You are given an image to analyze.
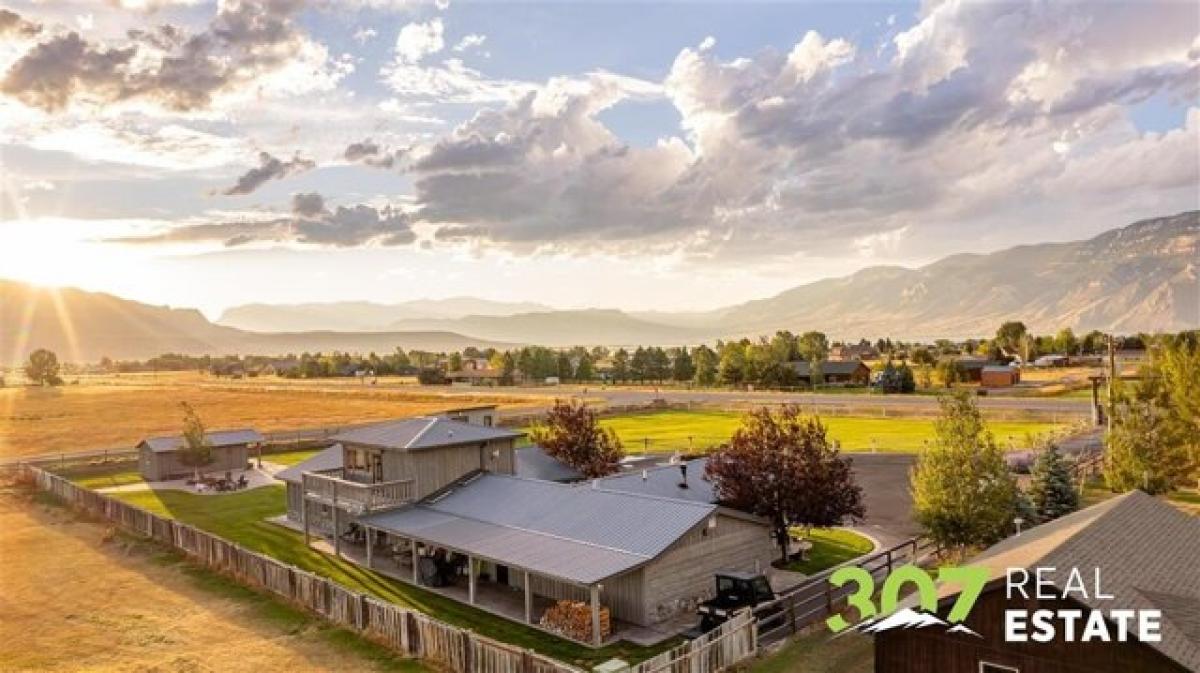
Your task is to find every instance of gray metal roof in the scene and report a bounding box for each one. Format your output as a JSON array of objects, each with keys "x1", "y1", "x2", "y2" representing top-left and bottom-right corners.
[
  {"x1": 361, "y1": 473, "x2": 716, "y2": 584},
  {"x1": 275, "y1": 444, "x2": 343, "y2": 484},
  {"x1": 331, "y1": 417, "x2": 521, "y2": 450},
  {"x1": 139, "y1": 428, "x2": 264, "y2": 453},
  {"x1": 515, "y1": 445, "x2": 584, "y2": 483},
  {"x1": 595, "y1": 458, "x2": 717, "y2": 505},
  {"x1": 957, "y1": 491, "x2": 1200, "y2": 671}
]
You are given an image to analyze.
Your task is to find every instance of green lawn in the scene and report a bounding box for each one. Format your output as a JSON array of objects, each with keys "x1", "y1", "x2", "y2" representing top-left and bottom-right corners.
[
  {"x1": 262, "y1": 448, "x2": 321, "y2": 466},
  {"x1": 596, "y1": 410, "x2": 1066, "y2": 454},
  {"x1": 109, "y1": 486, "x2": 671, "y2": 667},
  {"x1": 59, "y1": 461, "x2": 145, "y2": 490},
  {"x1": 783, "y1": 528, "x2": 875, "y2": 575},
  {"x1": 751, "y1": 628, "x2": 873, "y2": 673}
]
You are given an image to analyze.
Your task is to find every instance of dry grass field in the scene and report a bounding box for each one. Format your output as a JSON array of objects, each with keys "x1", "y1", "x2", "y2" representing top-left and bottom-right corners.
[
  {"x1": 0, "y1": 488, "x2": 425, "y2": 672},
  {"x1": 1, "y1": 374, "x2": 538, "y2": 458}
]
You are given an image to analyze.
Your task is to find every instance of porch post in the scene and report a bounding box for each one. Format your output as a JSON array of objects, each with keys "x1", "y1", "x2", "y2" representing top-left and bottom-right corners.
[
  {"x1": 332, "y1": 480, "x2": 340, "y2": 557},
  {"x1": 411, "y1": 538, "x2": 419, "y2": 583},
  {"x1": 468, "y1": 555, "x2": 477, "y2": 604},
  {"x1": 301, "y1": 480, "x2": 310, "y2": 546},
  {"x1": 590, "y1": 584, "x2": 602, "y2": 646},
  {"x1": 524, "y1": 571, "x2": 532, "y2": 623},
  {"x1": 365, "y1": 526, "x2": 373, "y2": 568}
]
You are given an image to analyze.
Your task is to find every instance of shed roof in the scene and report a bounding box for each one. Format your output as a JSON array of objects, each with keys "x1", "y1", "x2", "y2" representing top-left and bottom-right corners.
[
  {"x1": 139, "y1": 428, "x2": 264, "y2": 453},
  {"x1": 275, "y1": 444, "x2": 343, "y2": 484},
  {"x1": 361, "y1": 473, "x2": 716, "y2": 584},
  {"x1": 515, "y1": 445, "x2": 584, "y2": 482},
  {"x1": 981, "y1": 365, "x2": 1017, "y2": 373},
  {"x1": 942, "y1": 491, "x2": 1200, "y2": 671},
  {"x1": 331, "y1": 417, "x2": 520, "y2": 450}
]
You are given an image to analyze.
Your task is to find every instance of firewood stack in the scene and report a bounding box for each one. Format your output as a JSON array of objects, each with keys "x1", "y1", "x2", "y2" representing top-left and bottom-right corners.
[{"x1": 539, "y1": 600, "x2": 612, "y2": 642}]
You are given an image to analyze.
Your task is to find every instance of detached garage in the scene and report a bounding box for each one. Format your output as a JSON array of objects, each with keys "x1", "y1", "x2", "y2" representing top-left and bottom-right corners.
[{"x1": 137, "y1": 428, "x2": 264, "y2": 481}]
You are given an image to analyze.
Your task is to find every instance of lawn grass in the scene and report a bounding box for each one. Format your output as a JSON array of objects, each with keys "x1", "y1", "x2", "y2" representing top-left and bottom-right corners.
[
  {"x1": 108, "y1": 486, "x2": 671, "y2": 667},
  {"x1": 57, "y1": 460, "x2": 145, "y2": 489},
  {"x1": 596, "y1": 410, "x2": 1066, "y2": 454},
  {"x1": 263, "y1": 448, "x2": 321, "y2": 466},
  {"x1": 750, "y1": 628, "x2": 873, "y2": 673},
  {"x1": 783, "y1": 528, "x2": 875, "y2": 575}
]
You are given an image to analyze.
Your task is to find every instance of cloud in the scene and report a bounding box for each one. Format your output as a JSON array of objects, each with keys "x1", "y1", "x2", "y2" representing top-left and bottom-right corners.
[
  {"x1": 0, "y1": 9, "x2": 41, "y2": 38},
  {"x1": 110, "y1": 193, "x2": 416, "y2": 247},
  {"x1": 394, "y1": 18, "x2": 444, "y2": 64},
  {"x1": 353, "y1": 27, "x2": 378, "y2": 44},
  {"x1": 405, "y1": 2, "x2": 1200, "y2": 261},
  {"x1": 0, "y1": 0, "x2": 348, "y2": 113},
  {"x1": 221, "y1": 151, "x2": 315, "y2": 195},
  {"x1": 344, "y1": 138, "x2": 409, "y2": 169},
  {"x1": 452, "y1": 34, "x2": 486, "y2": 53}
]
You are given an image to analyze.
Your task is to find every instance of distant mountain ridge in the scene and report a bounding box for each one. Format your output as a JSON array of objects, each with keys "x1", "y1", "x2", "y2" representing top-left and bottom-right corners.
[{"x1": 2, "y1": 211, "x2": 1196, "y2": 362}]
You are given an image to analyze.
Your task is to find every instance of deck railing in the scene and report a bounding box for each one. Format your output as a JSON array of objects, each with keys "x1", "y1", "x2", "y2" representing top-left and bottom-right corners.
[{"x1": 302, "y1": 469, "x2": 414, "y2": 513}]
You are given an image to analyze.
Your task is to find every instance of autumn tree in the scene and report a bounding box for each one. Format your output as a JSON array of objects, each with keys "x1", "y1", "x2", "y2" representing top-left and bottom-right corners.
[
  {"x1": 25, "y1": 348, "x2": 63, "y2": 386},
  {"x1": 911, "y1": 392, "x2": 1021, "y2": 551},
  {"x1": 529, "y1": 400, "x2": 623, "y2": 478},
  {"x1": 705, "y1": 406, "x2": 865, "y2": 563},
  {"x1": 177, "y1": 402, "x2": 215, "y2": 482}
]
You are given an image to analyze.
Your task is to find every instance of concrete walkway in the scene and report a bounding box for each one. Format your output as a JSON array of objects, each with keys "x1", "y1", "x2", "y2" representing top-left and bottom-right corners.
[{"x1": 97, "y1": 467, "x2": 281, "y2": 495}]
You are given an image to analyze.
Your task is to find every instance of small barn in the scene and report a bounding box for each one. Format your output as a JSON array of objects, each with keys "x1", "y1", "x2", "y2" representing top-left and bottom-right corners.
[
  {"x1": 137, "y1": 428, "x2": 263, "y2": 481},
  {"x1": 980, "y1": 365, "x2": 1020, "y2": 387},
  {"x1": 874, "y1": 491, "x2": 1199, "y2": 673}
]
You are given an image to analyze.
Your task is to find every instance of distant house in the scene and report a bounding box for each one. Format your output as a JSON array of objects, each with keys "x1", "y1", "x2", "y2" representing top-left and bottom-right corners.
[
  {"x1": 446, "y1": 367, "x2": 504, "y2": 386},
  {"x1": 874, "y1": 491, "x2": 1200, "y2": 673},
  {"x1": 830, "y1": 344, "x2": 881, "y2": 361},
  {"x1": 137, "y1": 428, "x2": 264, "y2": 481},
  {"x1": 980, "y1": 365, "x2": 1020, "y2": 387},
  {"x1": 951, "y1": 356, "x2": 990, "y2": 382},
  {"x1": 790, "y1": 360, "x2": 871, "y2": 385},
  {"x1": 265, "y1": 359, "x2": 301, "y2": 376},
  {"x1": 1032, "y1": 354, "x2": 1069, "y2": 368}
]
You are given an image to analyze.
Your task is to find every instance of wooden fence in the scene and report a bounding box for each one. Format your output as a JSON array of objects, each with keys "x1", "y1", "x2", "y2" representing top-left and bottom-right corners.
[
  {"x1": 18, "y1": 465, "x2": 584, "y2": 673},
  {"x1": 753, "y1": 536, "x2": 938, "y2": 644},
  {"x1": 629, "y1": 610, "x2": 757, "y2": 673}
]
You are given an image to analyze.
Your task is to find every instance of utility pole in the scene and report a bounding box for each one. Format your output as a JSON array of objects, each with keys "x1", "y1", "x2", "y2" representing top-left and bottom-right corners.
[{"x1": 1106, "y1": 333, "x2": 1117, "y2": 435}]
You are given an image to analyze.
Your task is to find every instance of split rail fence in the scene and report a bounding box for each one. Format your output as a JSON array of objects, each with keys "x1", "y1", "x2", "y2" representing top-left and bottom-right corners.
[{"x1": 17, "y1": 464, "x2": 765, "y2": 673}]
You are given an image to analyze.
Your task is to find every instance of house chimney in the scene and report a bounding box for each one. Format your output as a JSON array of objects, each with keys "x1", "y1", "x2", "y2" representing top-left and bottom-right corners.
[
  {"x1": 679, "y1": 463, "x2": 689, "y2": 488},
  {"x1": 641, "y1": 469, "x2": 648, "y2": 481}
]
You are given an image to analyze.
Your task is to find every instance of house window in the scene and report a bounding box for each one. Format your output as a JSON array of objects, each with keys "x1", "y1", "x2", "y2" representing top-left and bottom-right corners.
[{"x1": 979, "y1": 663, "x2": 1019, "y2": 673}]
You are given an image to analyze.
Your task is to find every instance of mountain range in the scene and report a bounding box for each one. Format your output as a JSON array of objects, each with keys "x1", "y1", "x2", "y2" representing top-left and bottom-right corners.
[{"x1": 2, "y1": 211, "x2": 1196, "y2": 363}]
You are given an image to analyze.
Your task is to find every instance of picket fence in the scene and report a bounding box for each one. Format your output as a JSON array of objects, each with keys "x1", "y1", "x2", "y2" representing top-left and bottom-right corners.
[
  {"x1": 19, "y1": 465, "x2": 764, "y2": 673},
  {"x1": 19, "y1": 465, "x2": 584, "y2": 673}
]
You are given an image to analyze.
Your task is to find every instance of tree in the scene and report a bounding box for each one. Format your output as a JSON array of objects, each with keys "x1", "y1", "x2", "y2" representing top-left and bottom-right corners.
[
  {"x1": 705, "y1": 406, "x2": 865, "y2": 563},
  {"x1": 1029, "y1": 443, "x2": 1079, "y2": 522},
  {"x1": 1053, "y1": 328, "x2": 1078, "y2": 355},
  {"x1": 611, "y1": 348, "x2": 630, "y2": 383},
  {"x1": 693, "y1": 345, "x2": 718, "y2": 386},
  {"x1": 177, "y1": 402, "x2": 215, "y2": 482},
  {"x1": 630, "y1": 347, "x2": 649, "y2": 383},
  {"x1": 995, "y1": 321, "x2": 1027, "y2": 354},
  {"x1": 936, "y1": 357, "x2": 963, "y2": 388},
  {"x1": 574, "y1": 353, "x2": 594, "y2": 381},
  {"x1": 1104, "y1": 381, "x2": 1193, "y2": 495},
  {"x1": 797, "y1": 331, "x2": 829, "y2": 363},
  {"x1": 910, "y1": 347, "x2": 935, "y2": 367},
  {"x1": 25, "y1": 348, "x2": 63, "y2": 386},
  {"x1": 556, "y1": 352, "x2": 574, "y2": 381},
  {"x1": 499, "y1": 352, "x2": 516, "y2": 385},
  {"x1": 448, "y1": 352, "x2": 464, "y2": 372},
  {"x1": 877, "y1": 361, "x2": 916, "y2": 393},
  {"x1": 911, "y1": 392, "x2": 1021, "y2": 551},
  {"x1": 672, "y1": 347, "x2": 695, "y2": 382},
  {"x1": 528, "y1": 400, "x2": 623, "y2": 478}
]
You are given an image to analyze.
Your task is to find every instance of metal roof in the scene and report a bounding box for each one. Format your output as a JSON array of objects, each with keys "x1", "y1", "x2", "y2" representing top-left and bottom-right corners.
[
  {"x1": 331, "y1": 417, "x2": 521, "y2": 450},
  {"x1": 595, "y1": 458, "x2": 717, "y2": 505},
  {"x1": 139, "y1": 428, "x2": 264, "y2": 453},
  {"x1": 361, "y1": 473, "x2": 716, "y2": 585},
  {"x1": 515, "y1": 445, "x2": 584, "y2": 482},
  {"x1": 947, "y1": 492, "x2": 1200, "y2": 671},
  {"x1": 790, "y1": 360, "x2": 869, "y2": 376},
  {"x1": 275, "y1": 444, "x2": 343, "y2": 484}
]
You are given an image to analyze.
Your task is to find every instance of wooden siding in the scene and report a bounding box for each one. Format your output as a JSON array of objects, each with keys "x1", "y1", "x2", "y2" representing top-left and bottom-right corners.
[
  {"x1": 875, "y1": 589, "x2": 1189, "y2": 673},
  {"x1": 361, "y1": 438, "x2": 516, "y2": 499},
  {"x1": 138, "y1": 444, "x2": 250, "y2": 481},
  {"x1": 509, "y1": 569, "x2": 646, "y2": 626},
  {"x1": 640, "y1": 513, "x2": 775, "y2": 624}
]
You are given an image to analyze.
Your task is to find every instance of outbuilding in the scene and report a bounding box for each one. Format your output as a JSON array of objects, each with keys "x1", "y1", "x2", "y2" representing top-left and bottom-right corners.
[
  {"x1": 980, "y1": 365, "x2": 1020, "y2": 387},
  {"x1": 137, "y1": 428, "x2": 263, "y2": 481}
]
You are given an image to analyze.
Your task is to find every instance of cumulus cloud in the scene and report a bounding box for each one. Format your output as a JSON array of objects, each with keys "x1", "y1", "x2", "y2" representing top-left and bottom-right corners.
[
  {"x1": 221, "y1": 151, "x2": 315, "y2": 195},
  {"x1": 0, "y1": 9, "x2": 41, "y2": 38},
  {"x1": 394, "y1": 18, "x2": 444, "y2": 64},
  {"x1": 405, "y1": 2, "x2": 1200, "y2": 260},
  {"x1": 0, "y1": 0, "x2": 348, "y2": 112},
  {"x1": 453, "y1": 34, "x2": 486, "y2": 53},
  {"x1": 110, "y1": 192, "x2": 416, "y2": 247},
  {"x1": 344, "y1": 138, "x2": 409, "y2": 169}
]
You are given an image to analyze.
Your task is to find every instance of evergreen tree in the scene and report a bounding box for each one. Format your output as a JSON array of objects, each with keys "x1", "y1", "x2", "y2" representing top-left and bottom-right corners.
[
  {"x1": 672, "y1": 346, "x2": 695, "y2": 382},
  {"x1": 1029, "y1": 443, "x2": 1079, "y2": 521},
  {"x1": 574, "y1": 353, "x2": 594, "y2": 381},
  {"x1": 611, "y1": 348, "x2": 630, "y2": 382},
  {"x1": 911, "y1": 392, "x2": 1021, "y2": 551}
]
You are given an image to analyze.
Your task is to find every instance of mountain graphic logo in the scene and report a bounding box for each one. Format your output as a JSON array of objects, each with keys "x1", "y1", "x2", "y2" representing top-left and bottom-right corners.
[{"x1": 852, "y1": 608, "x2": 982, "y2": 638}]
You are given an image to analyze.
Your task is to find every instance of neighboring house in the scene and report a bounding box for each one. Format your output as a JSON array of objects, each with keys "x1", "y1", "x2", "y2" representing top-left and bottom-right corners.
[
  {"x1": 790, "y1": 360, "x2": 871, "y2": 385},
  {"x1": 1032, "y1": 354, "x2": 1070, "y2": 368},
  {"x1": 137, "y1": 428, "x2": 264, "y2": 481},
  {"x1": 446, "y1": 368, "x2": 504, "y2": 386},
  {"x1": 830, "y1": 344, "x2": 881, "y2": 361},
  {"x1": 951, "y1": 356, "x2": 990, "y2": 382},
  {"x1": 874, "y1": 491, "x2": 1200, "y2": 673},
  {"x1": 515, "y1": 445, "x2": 585, "y2": 482},
  {"x1": 981, "y1": 365, "x2": 1021, "y2": 387}
]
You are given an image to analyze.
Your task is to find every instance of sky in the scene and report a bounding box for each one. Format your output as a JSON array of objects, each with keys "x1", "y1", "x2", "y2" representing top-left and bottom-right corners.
[{"x1": 0, "y1": 0, "x2": 1197, "y2": 319}]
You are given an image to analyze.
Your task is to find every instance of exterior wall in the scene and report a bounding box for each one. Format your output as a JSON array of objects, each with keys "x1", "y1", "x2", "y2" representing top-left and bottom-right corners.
[
  {"x1": 286, "y1": 481, "x2": 302, "y2": 521},
  {"x1": 982, "y1": 370, "x2": 1020, "y2": 387},
  {"x1": 875, "y1": 590, "x2": 1188, "y2": 673},
  {"x1": 508, "y1": 569, "x2": 646, "y2": 625},
  {"x1": 369, "y1": 438, "x2": 516, "y2": 499},
  {"x1": 139, "y1": 444, "x2": 249, "y2": 481},
  {"x1": 440, "y1": 407, "x2": 498, "y2": 427},
  {"x1": 639, "y1": 513, "x2": 775, "y2": 624}
]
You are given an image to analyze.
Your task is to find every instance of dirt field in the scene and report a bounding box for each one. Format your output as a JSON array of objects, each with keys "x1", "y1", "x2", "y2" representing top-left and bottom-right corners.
[
  {"x1": 0, "y1": 488, "x2": 425, "y2": 672},
  {"x1": 1, "y1": 375, "x2": 538, "y2": 458}
]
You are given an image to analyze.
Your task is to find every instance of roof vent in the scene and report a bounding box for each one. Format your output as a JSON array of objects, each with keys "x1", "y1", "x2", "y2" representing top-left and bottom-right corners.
[
  {"x1": 641, "y1": 469, "x2": 648, "y2": 481},
  {"x1": 591, "y1": 479, "x2": 599, "y2": 489},
  {"x1": 678, "y1": 463, "x2": 689, "y2": 489}
]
